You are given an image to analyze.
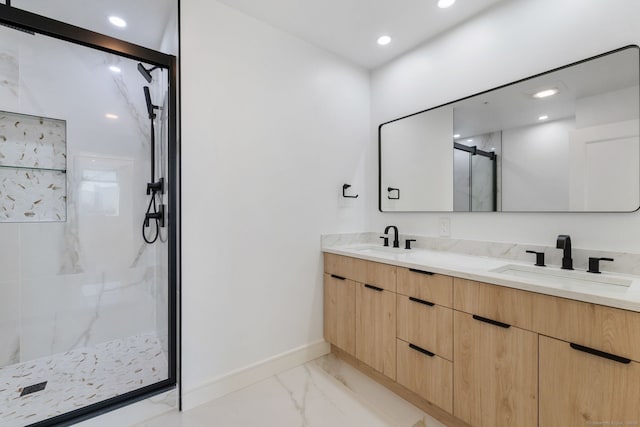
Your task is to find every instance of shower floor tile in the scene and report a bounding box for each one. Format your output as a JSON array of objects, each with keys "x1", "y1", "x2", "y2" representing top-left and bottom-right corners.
[{"x1": 0, "y1": 332, "x2": 167, "y2": 427}]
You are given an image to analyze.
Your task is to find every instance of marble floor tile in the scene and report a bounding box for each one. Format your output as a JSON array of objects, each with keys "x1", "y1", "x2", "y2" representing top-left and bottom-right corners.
[{"x1": 140, "y1": 354, "x2": 446, "y2": 427}]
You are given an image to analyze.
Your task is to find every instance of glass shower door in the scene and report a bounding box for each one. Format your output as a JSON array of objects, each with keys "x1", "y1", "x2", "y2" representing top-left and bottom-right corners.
[{"x1": 0, "y1": 16, "x2": 175, "y2": 426}]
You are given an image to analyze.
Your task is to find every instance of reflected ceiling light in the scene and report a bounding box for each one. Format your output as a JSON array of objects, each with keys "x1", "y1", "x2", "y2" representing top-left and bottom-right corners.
[
  {"x1": 108, "y1": 16, "x2": 127, "y2": 28},
  {"x1": 533, "y1": 88, "x2": 559, "y2": 99},
  {"x1": 109, "y1": 65, "x2": 121, "y2": 73},
  {"x1": 377, "y1": 35, "x2": 392, "y2": 46},
  {"x1": 467, "y1": 139, "x2": 473, "y2": 142},
  {"x1": 105, "y1": 113, "x2": 119, "y2": 119},
  {"x1": 453, "y1": 134, "x2": 461, "y2": 138},
  {"x1": 438, "y1": 0, "x2": 456, "y2": 8},
  {"x1": 491, "y1": 147, "x2": 496, "y2": 151},
  {"x1": 538, "y1": 115, "x2": 549, "y2": 121}
]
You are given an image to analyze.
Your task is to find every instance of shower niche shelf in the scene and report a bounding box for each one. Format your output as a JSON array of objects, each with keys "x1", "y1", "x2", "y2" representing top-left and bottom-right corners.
[{"x1": 0, "y1": 110, "x2": 67, "y2": 223}]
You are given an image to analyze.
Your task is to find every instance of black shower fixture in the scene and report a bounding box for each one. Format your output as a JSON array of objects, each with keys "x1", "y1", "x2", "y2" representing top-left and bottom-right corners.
[
  {"x1": 137, "y1": 62, "x2": 159, "y2": 83},
  {"x1": 144, "y1": 86, "x2": 158, "y2": 119}
]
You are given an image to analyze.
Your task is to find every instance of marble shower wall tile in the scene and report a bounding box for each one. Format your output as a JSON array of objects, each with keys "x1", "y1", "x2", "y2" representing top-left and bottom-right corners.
[
  {"x1": 0, "y1": 47, "x2": 19, "y2": 111},
  {"x1": 0, "y1": 280, "x2": 20, "y2": 367},
  {"x1": 20, "y1": 267, "x2": 156, "y2": 362}
]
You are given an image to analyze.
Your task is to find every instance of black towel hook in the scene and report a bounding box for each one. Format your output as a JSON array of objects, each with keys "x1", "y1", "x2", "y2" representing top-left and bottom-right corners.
[
  {"x1": 342, "y1": 184, "x2": 359, "y2": 198},
  {"x1": 388, "y1": 187, "x2": 400, "y2": 200}
]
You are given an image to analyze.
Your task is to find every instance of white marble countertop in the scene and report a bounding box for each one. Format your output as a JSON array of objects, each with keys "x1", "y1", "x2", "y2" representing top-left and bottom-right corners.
[{"x1": 322, "y1": 243, "x2": 640, "y2": 313}]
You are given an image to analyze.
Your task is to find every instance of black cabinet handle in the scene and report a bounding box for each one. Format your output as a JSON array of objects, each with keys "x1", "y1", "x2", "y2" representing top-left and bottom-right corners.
[
  {"x1": 330, "y1": 274, "x2": 346, "y2": 280},
  {"x1": 472, "y1": 315, "x2": 511, "y2": 329},
  {"x1": 409, "y1": 343, "x2": 435, "y2": 357},
  {"x1": 409, "y1": 296, "x2": 435, "y2": 307},
  {"x1": 364, "y1": 284, "x2": 384, "y2": 292},
  {"x1": 409, "y1": 268, "x2": 434, "y2": 276},
  {"x1": 570, "y1": 343, "x2": 631, "y2": 364}
]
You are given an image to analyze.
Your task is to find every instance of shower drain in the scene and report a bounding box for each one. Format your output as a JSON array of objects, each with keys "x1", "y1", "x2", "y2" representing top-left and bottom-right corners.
[{"x1": 20, "y1": 381, "x2": 48, "y2": 397}]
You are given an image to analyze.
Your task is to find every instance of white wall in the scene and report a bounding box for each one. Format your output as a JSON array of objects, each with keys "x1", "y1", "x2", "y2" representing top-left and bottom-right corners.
[
  {"x1": 180, "y1": 0, "x2": 370, "y2": 395},
  {"x1": 502, "y1": 118, "x2": 573, "y2": 211},
  {"x1": 370, "y1": 0, "x2": 640, "y2": 252},
  {"x1": 381, "y1": 107, "x2": 453, "y2": 211}
]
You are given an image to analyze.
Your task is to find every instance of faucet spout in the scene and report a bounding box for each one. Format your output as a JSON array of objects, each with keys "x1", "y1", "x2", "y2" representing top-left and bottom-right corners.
[
  {"x1": 556, "y1": 235, "x2": 573, "y2": 270},
  {"x1": 384, "y1": 225, "x2": 400, "y2": 248}
]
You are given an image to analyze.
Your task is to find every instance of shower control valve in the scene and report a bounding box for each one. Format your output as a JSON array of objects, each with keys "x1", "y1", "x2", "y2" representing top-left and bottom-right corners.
[{"x1": 147, "y1": 178, "x2": 165, "y2": 195}]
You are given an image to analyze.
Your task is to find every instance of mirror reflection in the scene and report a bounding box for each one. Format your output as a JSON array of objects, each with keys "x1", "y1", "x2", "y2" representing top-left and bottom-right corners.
[{"x1": 379, "y1": 46, "x2": 640, "y2": 212}]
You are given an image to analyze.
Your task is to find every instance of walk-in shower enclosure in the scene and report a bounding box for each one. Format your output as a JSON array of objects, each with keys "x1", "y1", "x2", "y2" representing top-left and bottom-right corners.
[{"x1": 0, "y1": 5, "x2": 178, "y2": 426}]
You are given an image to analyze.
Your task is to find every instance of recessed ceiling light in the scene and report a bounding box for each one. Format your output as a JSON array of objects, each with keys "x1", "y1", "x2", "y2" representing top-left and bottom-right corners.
[
  {"x1": 453, "y1": 134, "x2": 461, "y2": 138},
  {"x1": 438, "y1": 0, "x2": 456, "y2": 8},
  {"x1": 109, "y1": 65, "x2": 121, "y2": 73},
  {"x1": 533, "y1": 88, "x2": 559, "y2": 99},
  {"x1": 105, "y1": 113, "x2": 119, "y2": 120},
  {"x1": 538, "y1": 115, "x2": 549, "y2": 121},
  {"x1": 108, "y1": 16, "x2": 127, "y2": 28},
  {"x1": 377, "y1": 35, "x2": 392, "y2": 46}
]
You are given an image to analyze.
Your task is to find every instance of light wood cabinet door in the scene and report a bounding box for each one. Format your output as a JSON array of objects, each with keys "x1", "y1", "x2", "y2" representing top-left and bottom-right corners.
[
  {"x1": 323, "y1": 274, "x2": 356, "y2": 356},
  {"x1": 539, "y1": 335, "x2": 640, "y2": 426},
  {"x1": 396, "y1": 339, "x2": 453, "y2": 413},
  {"x1": 397, "y1": 294, "x2": 453, "y2": 361},
  {"x1": 453, "y1": 311, "x2": 538, "y2": 427},
  {"x1": 356, "y1": 283, "x2": 396, "y2": 380}
]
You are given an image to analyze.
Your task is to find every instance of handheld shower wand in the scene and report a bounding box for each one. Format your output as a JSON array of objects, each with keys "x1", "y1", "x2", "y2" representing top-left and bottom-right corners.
[{"x1": 142, "y1": 85, "x2": 165, "y2": 244}]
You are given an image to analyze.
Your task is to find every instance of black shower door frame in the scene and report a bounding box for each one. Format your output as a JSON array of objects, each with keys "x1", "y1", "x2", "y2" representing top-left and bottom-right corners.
[{"x1": 0, "y1": 4, "x2": 180, "y2": 426}]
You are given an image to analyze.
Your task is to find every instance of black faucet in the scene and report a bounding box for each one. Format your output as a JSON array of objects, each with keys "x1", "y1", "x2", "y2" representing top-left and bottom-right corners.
[
  {"x1": 556, "y1": 235, "x2": 573, "y2": 270},
  {"x1": 384, "y1": 225, "x2": 400, "y2": 248}
]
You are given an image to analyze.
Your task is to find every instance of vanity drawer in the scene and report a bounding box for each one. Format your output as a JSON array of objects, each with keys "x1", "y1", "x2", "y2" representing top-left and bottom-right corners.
[
  {"x1": 324, "y1": 253, "x2": 366, "y2": 283},
  {"x1": 397, "y1": 267, "x2": 452, "y2": 308},
  {"x1": 533, "y1": 293, "x2": 640, "y2": 362},
  {"x1": 453, "y1": 278, "x2": 534, "y2": 331},
  {"x1": 397, "y1": 294, "x2": 453, "y2": 361},
  {"x1": 396, "y1": 338, "x2": 453, "y2": 414},
  {"x1": 365, "y1": 261, "x2": 396, "y2": 292}
]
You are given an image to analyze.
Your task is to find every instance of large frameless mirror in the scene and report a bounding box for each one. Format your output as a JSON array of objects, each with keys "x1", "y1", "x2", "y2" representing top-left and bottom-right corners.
[{"x1": 379, "y1": 45, "x2": 640, "y2": 212}]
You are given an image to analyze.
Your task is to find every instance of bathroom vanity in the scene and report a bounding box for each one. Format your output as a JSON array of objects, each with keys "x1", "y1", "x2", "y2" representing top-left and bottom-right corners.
[{"x1": 322, "y1": 243, "x2": 640, "y2": 427}]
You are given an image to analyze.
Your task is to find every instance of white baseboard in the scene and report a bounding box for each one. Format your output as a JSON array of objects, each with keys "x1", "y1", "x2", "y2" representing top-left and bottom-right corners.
[{"x1": 181, "y1": 340, "x2": 331, "y2": 411}]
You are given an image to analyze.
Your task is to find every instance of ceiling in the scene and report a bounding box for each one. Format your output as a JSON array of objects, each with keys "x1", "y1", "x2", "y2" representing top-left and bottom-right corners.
[
  {"x1": 215, "y1": 0, "x2": 507, "y2": 69},
  {"x1": 4, "y1": 0, "x2": 507, "y2": 69},
  {"x1": 8, "y1": 0, "x2": 177, "y2": 54}
]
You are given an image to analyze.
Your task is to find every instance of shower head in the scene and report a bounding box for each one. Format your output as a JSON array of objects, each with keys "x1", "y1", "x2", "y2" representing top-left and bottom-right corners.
[
  {"x1": 137, "y1": 63, "x2": 158, "y2": 83},
  {"x1": 144, "y1": 86, "x2": 158, "y2": 119}
]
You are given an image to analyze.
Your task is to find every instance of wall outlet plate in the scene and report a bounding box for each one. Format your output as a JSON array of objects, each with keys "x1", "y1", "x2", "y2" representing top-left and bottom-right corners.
[{"x1": 438, "y1": 217, "x2": 451, "y2": 237}]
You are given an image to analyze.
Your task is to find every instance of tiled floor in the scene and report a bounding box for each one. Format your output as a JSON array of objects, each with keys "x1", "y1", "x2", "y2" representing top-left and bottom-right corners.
[
  {"x1": 0, "y1": 333, "x2": 168, "y2": 427},
  {"x1": 139, "y1": 354, "x2": 447, "y2": 427}
]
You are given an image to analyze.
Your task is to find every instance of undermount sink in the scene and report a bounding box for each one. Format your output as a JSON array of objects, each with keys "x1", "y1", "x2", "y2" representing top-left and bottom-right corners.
[
  {"x1": 490, "y1": 264, "x2": 632, "y2": 288},
  {"x1": 350, "y1": 244, "x2": 407, "y2": 255}
]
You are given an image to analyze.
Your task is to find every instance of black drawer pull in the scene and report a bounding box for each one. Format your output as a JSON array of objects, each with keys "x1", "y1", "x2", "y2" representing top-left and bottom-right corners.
[
  {"x1": 409, "y1": 268, "x2": 434, "y2": 275},
  {"x1": 409, "y1": 343, "x2": 435, "y2": 357},
  {"x1": 570, "y1": 343, "x2": 631, "y2": 364},
  {"x1": 330, "y1": 274, "x2": 346, "y2": 280},
  {"x1": 364, "y1": 284, "x2": 384, "y2": 292},
  {"x1": 409, "y1": 296, "x2": 435, "y2": 307},
  {"x1": 472, "y1": 315, "x2": 511, "y2": 329}
]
